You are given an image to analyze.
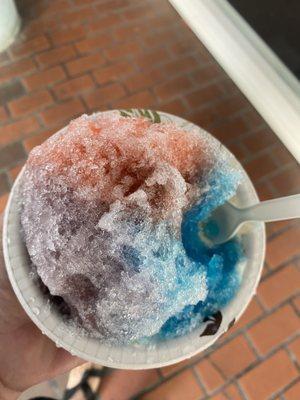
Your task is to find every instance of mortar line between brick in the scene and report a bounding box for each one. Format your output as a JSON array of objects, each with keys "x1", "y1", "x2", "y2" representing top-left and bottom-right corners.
[
  {"x1": 236, "y1": 380, "x2": 249, "y2": 400},
  {"x1": 207, "y1": 356, "x2": 229, "y2": 382},
  {"x1": 255, "y1": 294, "x2": 268, "y2": 313},
  {"x1": 286, "y1": 342, "x2": 300, "y2": 370},
  {"x1": 203, "y1": 332, "x2": 300, "y2": 386},
  {"x1": 191, "y1": 366, "x2": 208, "y2": 398},
  {"x1": 243, "y1": 331, "x2": 261, "y2": 359},
  {"x1": 133, "y1": 367, "x2": 165, "y2": 399},
  {"x1": 240, "y1": 297, "x2": 300, "y2": 340},
  {"x1": 290, "y1": 298, "x2": 300, "y2": 318},
  {"x1": 270, "y1": 375, "x2": 300, "y2": 400},
  {"x1": 255, "y1": 163, "x2": 299, "y2": 186},
  {"x1": 266, "y1": 220, "x2": 299, "y2": 242},
  {"x1": 261, "y1": 255, "x2": 300, "y2": 282}
]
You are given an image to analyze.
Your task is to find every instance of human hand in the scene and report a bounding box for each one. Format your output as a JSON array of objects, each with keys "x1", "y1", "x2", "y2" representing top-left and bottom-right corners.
[{"x1": 0, "y1": 214, "x2": 83, "y2": 400}]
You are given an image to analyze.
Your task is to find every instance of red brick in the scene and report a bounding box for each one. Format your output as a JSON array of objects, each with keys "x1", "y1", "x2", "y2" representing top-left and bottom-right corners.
[
  {"x1": 170, "y1": 36, "x2": 207, "y2": 58},
  {"x1": 261, "y1": 263, "x2": 270, "y2": 278},
  {"x1": 171, "y1": 39, "x2": 200, "y2": 56},
  {"x1": 114, "y1": 23, "x2": 145, "y2": 42},
  {"x1": 210, "y1": 117, "x2": 247, "y2": 143},
  {"x1": 72, "y1": 0, "x2": 95, "y2": 4},
  {"x1": 223, "y1": 384, "x2": 243, "y2": 399},
  {"x1": 125, "y1": 70, "x2": 163, "y2": 93},
  {"x1": 36, "y1": 45, "x2": 76, "y2": 67},
  {"x1": 239, "y1": 350, "x2": 298, "y2": 400},
  {"x1": 242, "y1": 128, "x2": 278, "y2": 153},
  {"x1": 230, "y1": 297, "x2": 264, "y2": 333},
  {"x1": 0, "y1": 172, "x2": 9, "y2": 196},
  {"x1": 0, "y1": 106, "x2": 8, "y2": 122},
  {"x1": 215, "y1": 95, "x2": 249, "y2": 118},
  {"x1": 54, "y1": 75, "x2": 94, "y2": 100},
  {"x1": 142, "y1": 29, "x2": 179, "y2": 48},
  {"x1": 155, "y1": 76, "x2": 193, "y2": 101},
  {"x1": 271, "y1": 165, "x2": 300, "y2": 196},
  {"x1": 40, "y1": 98, "x2": 85, "y2": 126},
  {"x1": 151, "y1": 15, "x2": 180, "y2": 31},
  {"x1": 39, "y1": 0, "x2": 70, "y2": 15},
  {"x1": 218, "y1": 78, "x2": 240, "y2": 96},
  {"x1": 0, "y1": 193, "x2": 9, "y2": 214},
  {"x1": 105, "y1": 41, "x2": 141, "y2": 61},
  {"x1": 24, "y1": 18, "x2": 59, "y2": 38},
  {"x1": 160, "y1": 356, "x2": 197, "y2": 378},
  {"x1": 60, "y1": 7, "x2": 94, "y2": 25},
  {"x1": 23, "y1": 127, "x2": 58, "y2": 152},
  {"x1": 142, "y1": 370, "x2": 203, "y2": 400},
  {"x1": 9, "y1": 164, "x2": 23, "y2": 181},
  {"x1": 0, "y1": 59, "x2": 36, "y2": 84},
  {"x1": 76, "y1": 34, "x2": 110, "y2": 54},
  {"x1": 272, "y1": 144, "x2": 296, "y2": 167},
  {"x1": 161, "y1": 56, "x2": 198, "y2": 78},
  {"x1": 191, "y1": 64, "x2": 224, "y2": 84},
  {"x1": 186, "y1": 84, "x2": 223, "y2": 108},
  {"x1": 89, "y1": 14, "x2": 122, "y2": 33},
  {"x1": 225, "y1": 142, "x2": 248, "y2": 162},
  {"x1": 270, "y1": 220, "x2": 296, "y2": 240},
  {"x1": 255, "y1": 181, "x2": 274, "y2": 201},
  {"x1": 289, "y1": 337, "x2": 300, "y2": 363},
  {"x1": 123, "y1": 4, "x2": 154, "y2": 20},
  {"x1": 112, "y1": 90, "x2": 155, "y2": 110},
  {"x1": 98, "y1": 369, "x2": 159, "y2": 399},
  {"x1": 210, "y1": 335, "x2": 256, "y2": 379},
  {"x1": 159, "y1": 99, "x2": 187, "y2": 116},
  {"x1": 0, "y1": 117, "x2": 40, "y2": 147},
  {"x1": 242, "y1": 107, "x2": 265, "y2": 127},
  {"x1": 258, "y1": 263, "x2": 300, "y2": 308},
  {"x1": 266, "y1": 219, "x2": 293, "y2": 236},
  {"x1": 135, "y1": 48, "x2": 170, "y2": 70},
  {"x1": 50, "y1": 26, "x2": 85, "y2": 45},
  {"x1": 190, "y1": 105, "x2": 219, "y2": 130},
  {"x1": 84, "y1": 83, "x2": 125, "y2": 110},
  {"x1": 96, "y1": 0, "x2": 130, "y2": 12},
  {"x1": 248, "y1": 305, "x2": 299, "y2": 355},
  {"x1": 10, "y1": 35, "x2": 50, "y2": 59},
  {"x1": 245, "y1": 153, "x2": 277, "y2": 182},
  {"x1": 8, "y1": 91, "x2": 53, "y2": 117},
  {"x1": 93, "y1": 61, "x2": 133, "y2": 84},
  {"x1": 0, "y1": 51, "x2": 10, "y2": 66},
  {"x1": 285, "y1": 381, "x2": 300, "y2": 400},
  {"x1": 293, "y1": 296, "x2": 300, "y2": 312},
  {"x1": 0, "y1": 142, "x2": 26, "y2": 169},
  {"x1": 66, "y1": 53, "x2": 105, "y2": 76},
  {"x1": 194, "y1": 359, "x2": 225, "y2": 394},
  {"x1": 22, "y1": 66, "x2": 66, "y2": 90},
  {"x1": 266, "y1": 225, "x2": 300, "y2": 268},
  {"x1": 209, "y1": 395, "x2": 227, "y2": 400}
]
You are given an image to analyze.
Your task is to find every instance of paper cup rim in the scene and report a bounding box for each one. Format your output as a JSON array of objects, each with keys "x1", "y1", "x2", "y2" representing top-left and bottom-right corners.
[{"x1": 3, "y1": 110, "x2": 266, "y2": 369}]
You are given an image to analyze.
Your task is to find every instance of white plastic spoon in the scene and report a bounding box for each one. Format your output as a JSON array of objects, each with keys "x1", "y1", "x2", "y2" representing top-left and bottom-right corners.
[{"x1": 200, "y1": 194, "x2": 300, "y2": 245}]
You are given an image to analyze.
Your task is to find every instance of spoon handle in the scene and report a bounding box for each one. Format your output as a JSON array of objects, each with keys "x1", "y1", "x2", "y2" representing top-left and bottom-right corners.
[{"x1": 242, "y1": 194, "x2": 300, "y2": 222}]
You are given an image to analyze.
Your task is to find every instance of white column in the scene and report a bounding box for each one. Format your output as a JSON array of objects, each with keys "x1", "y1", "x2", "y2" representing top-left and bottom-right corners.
[
  {"x1": 169, "y1": 0, "x2": 300, "y2": 162},
  {"x1": 0, "y1": 0, "x2": 21, "y2": 52}
]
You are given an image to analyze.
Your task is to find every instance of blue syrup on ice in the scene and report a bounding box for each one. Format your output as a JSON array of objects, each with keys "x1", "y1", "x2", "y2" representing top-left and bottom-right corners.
[{"x1": 156, "y1": 166, "x2": 243, "y2": 340}]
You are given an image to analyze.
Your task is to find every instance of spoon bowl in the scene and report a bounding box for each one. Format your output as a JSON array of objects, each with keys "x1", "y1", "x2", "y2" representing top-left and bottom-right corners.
[{"x1": 199, "y1": 202, "x2": 241, "y2": 245}]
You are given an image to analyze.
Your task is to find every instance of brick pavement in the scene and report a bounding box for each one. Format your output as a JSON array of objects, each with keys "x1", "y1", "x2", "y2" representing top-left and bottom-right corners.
[{"x1": 0, "y1": 1, "x2": 299, "y2": 399}]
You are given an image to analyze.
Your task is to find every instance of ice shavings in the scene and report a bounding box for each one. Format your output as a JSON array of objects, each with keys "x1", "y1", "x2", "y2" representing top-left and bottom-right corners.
[{"x1": 21, "y1": 111, "x2": 243, "y2": 344}]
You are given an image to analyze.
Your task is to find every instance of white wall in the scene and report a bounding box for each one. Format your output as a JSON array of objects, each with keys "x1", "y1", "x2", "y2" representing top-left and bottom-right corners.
[{"x1": 0, "y1": 0, "x2": 20, "y2": 52}]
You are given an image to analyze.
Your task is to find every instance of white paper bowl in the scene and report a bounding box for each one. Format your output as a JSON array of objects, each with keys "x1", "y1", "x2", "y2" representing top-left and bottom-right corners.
[{"x1": 3, "y1": 110, "x2": 265, "y2": 369}]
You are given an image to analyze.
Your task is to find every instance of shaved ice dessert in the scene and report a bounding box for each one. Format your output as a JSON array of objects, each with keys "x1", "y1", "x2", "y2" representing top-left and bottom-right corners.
[{"x1": 21, "y1": 111, "x2": 243, "y2": 345}]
